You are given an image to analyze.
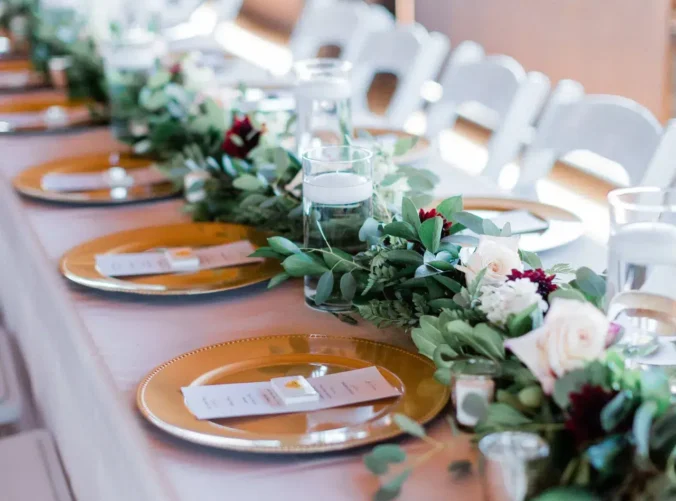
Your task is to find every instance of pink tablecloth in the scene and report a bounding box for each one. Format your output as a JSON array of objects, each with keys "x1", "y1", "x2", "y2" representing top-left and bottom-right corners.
[{"x1": 0, "y1": 129, "x2": 485, "y2": 501}]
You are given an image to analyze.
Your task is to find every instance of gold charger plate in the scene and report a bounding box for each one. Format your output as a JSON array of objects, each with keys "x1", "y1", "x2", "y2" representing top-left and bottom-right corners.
[
  {"x1": 0, "y1": 93, "x2": 106, "y2": 133},
  {"x1": 13, "y1": 152, "x2": 180, "y2": 204},
  {"x1": 137, "y1": 334, "x2": 449, "y2": 453},
  {"x1": 463, "y1": 197, "x2": 584, "y2": 253},
  {"x1": 59, "y1": 222, "x2": 281, "y2": 295}
]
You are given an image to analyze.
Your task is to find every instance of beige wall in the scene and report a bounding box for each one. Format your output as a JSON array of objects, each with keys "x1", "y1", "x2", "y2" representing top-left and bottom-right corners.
[{"x1": 416, "y1": 0, "x2": 672, "y2": 122}]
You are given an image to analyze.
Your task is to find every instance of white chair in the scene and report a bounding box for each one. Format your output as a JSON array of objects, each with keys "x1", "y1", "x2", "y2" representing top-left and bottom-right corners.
[
  {"x1": 514, "y1": 79, "x2": 676, "y2": 198},
  {"x1": 426, "y1": 41, "x2": 550, "y2": 181},
  {"x1": 351, "y1": 24, "x2": 450, "y2": 128},
  {"x1": 0, "y1": 430, "x2": 73, "y2": 501},
  {"x1": 165, "y1": 0, "x2": 244, "y2": 53},
  {"x1": 288, "y1": 1, "x2": 394, "y2": 62},
  {"x1": 0, "y1": 327, "x2": 21, "y2": 432}
]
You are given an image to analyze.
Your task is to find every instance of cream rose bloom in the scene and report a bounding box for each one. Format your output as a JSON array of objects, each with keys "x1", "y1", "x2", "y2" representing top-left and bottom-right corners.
[
  {"x1": 457, "y1": 235, "x2": 523, "y2": 287},
  {"x1": 504, "y1": 299, "x2": 609, "y2": 394}
]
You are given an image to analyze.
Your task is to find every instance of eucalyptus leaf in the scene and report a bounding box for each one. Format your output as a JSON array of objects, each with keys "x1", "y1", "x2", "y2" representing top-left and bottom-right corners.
[
  {"x1": 506, "y1": 303, "x2": 538, "y2": 337},
  {"x1": 519, "y1": 249, "x2": 543, "y2": 270},
  {"x1": 433, "y1": 344, "x2": 459, "y2": 369},
  {"x1": 385, "y1": 249, "x2": 424, "y2": 266},
  {"x1": 340, "y1": 272, "x2": 357, "y2": 301},
  {"x1": 419, "y1": 217, "x2": 443, "y2": 253},
  {"x1": 267, "y1": 272, "x2": 291, "y2": 288},
  {"x1": 549, "y1": 287, "x2": 587, "y2": 303},
  {"x1": 552, "y1": 369, "x2": 589, "y2": 409},
  {"x1": 374, "y1": 469, "x2": 411, "y2": 501},
  {"x1": 393, "y1": 136, "x2": 418, "y2": 156},
  {"x1": 383, "y1": 221, "x2": 418, "y2": 241},
  {"x1": 372, "y1": 444, "x2": 406, "y2": 464},
  {"x1": 250, "y1": 247, "x2": 285, "y2": 260},
  {"x1": 232, "y1": 174, "x2": 264, "y2": 191},
  {"x1": 600, "y1": 390, "x2": 635, "y2": 433},
  {"x1": 480, "y1": 403, "x2": 532, "y2": 429},
  {"x1": 402, "y1": 197, "x2": 420, "y2": 230},
  {"x1": 314, "y1": 271, "x2": 335, "y2": 305},
  {"x1": 461, "y1": 393, "x2": 489, "y2": 421},
  {"x1": 432, "y1": 274, "x2": 462, "y2": 293},
  {"x1": 428, "y1": 298, "x2": 459, "y2": 310},
  {"x1": 531, "y1": 487, "x2": 601, "y2": 501},
  {"x1": 393, "y1": 414, "x2": 426, "y2": 438},
  {"x1": 451, "y1": 211, "x2": 484, "y2": 234},
  {"x1": 434, "y1": 367, "x2": 452, "y2": 385},
  {"x1": 500, "y1": 222, "x2": 512, "y2": 237},
  {"x1": 282, "y1": 253, "x2": 329, "y2": 277},
  {"x1": 267, "y1": 236, "x2": 301, "y2": 256},
  {"x1": 482, "y1": 219, "x2": 501, "y2": 236},
  {"x1": 575, "y1": 267, "x2": 606, "y2": 298},
  {"x1": 436, "y1": 196, "x2": 463, "y2": 219},
  {"x1": 634, "y1": 401, "x2": 659, "y2": 459},
  {"x1": 407, "y1": 175, "x2": 435, "y2": 192}
]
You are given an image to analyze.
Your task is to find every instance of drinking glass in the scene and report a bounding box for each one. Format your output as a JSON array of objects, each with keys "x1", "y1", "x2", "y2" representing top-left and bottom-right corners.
[
  {"x1": 303, "y1": 145, "x2": 373, "y2": 311},
  {"x1": 294, "y1": 58, "x2": 353, "y2": 155},
  {"x1": 102, "y1": 29, "x2": 165, "y2": 141},
  {"x1": 607, "y1": 187, "x2": 676, "y2": 355}
]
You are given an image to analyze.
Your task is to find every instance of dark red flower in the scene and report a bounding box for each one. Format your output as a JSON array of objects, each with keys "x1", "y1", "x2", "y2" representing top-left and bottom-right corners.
[
  {"x1": 508, "y1": 268, "x2": 558, "y2": 298},
  {"x1": 169, "y1": 63, "x2": 181, "y2": 75},
  {"x1": 222, "y1": 116, "x2": 263, "y2": 159},
  {"x1": 564, "y1": 384, "x2": 627, "y2": 446},
  {"x1": 419, "y1": 208, "x2": 452, "y2": 237}
]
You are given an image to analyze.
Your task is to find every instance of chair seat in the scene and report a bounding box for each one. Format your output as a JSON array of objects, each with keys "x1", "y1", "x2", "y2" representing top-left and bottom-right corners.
[
  {"x1": 0, "y1": 430, "x2": 72, "y2": 501},
  {"x1": 0, "y1": 327, "x2": 21, "y2": 426}
]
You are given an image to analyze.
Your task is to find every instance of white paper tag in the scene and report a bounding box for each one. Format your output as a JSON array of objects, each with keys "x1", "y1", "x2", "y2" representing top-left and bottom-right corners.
[
  {"x1": 41, "y1": 166, "x2": 167, "y2": 192},
  {"x1": 95, "y1": 240, "x2": 263, "y2": 277},
  {"x1": 489, "y1": 210, "x2": 550, "y2": 235},
  {"x1": 181, "y1": 366, "x2": 401, "y2": 420}
]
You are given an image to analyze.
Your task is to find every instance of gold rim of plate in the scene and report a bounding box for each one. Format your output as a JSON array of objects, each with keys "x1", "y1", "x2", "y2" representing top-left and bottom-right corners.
[
  {"x1": 137, "y1": 334, "x2": 450, "y2": 454},
  {"x1": 13, "y1": 152, "x2": 181, "y2": 204},
  {"x1": 0, "y1": 93, "x2": 105, "y2": 132},
  {"x1": 59, "y1": 222, "x2": 282, "y2": 295}
]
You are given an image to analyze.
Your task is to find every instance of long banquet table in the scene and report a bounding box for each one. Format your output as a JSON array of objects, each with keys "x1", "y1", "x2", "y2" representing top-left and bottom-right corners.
[{"x1": 0, "y1": 128, "x2": 608, "y2": 501}]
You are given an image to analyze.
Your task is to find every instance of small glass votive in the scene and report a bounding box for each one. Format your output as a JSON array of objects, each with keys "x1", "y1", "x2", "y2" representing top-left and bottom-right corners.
[
  {"x1": 302, "y1": 145, "x2": 373, "y2": 312},
  {"x1": 479, "y1": 431, "x2": 550, "y2": 501},
  {"x1": 102, "y1": 29, "x2": 166, "y2": 142},
  {"x1": 48, "y1": 56, "x2": 73, "y2": 90},
  {"x1": 451, "y1": 358, "x2": 500, "y2": 428}
]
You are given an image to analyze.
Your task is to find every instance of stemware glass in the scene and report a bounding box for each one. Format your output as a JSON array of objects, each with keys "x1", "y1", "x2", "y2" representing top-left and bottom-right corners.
[{"x1": 607, "y1": 187, "x2": 676, "y2": 356}]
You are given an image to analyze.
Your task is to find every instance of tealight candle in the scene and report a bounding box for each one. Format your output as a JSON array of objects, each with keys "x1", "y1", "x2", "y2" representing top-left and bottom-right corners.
[{"x1": 451, "y1": 358, "x2": 500, "y2": 428}]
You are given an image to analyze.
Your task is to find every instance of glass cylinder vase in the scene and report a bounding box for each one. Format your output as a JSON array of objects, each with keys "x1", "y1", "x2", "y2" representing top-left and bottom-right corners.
[
  {"x1": 102, "y1": 30, "x2": 165, "y2": 142},
  {"x1": 302, "y1": 145, "x2": 372, "y2": 312},
  {"x1": 607, "y1": 187, "x2": 676, "y2": 355},
  {"x1": 294, "y1": 58, "x2": 353, "y2": 155}
]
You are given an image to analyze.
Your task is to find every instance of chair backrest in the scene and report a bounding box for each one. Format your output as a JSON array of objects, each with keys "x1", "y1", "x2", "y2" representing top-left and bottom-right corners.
[
  {"x1": 516, "y1": 80, "x2": 675, "y2": 194},
  {"x1": 426, "y1": 40, "x2": 550, "y2": 181},
  {"x1": 288, "y1": 1, "x2": 391, "y2": 62},
  {"x1": 351, "y1": 24, "x2": 450, "y2": 127}
]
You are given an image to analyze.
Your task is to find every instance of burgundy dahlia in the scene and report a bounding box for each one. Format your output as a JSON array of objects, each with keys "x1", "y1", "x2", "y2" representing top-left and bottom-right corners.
[
  {"x1": 419, "y1": 209, "x2": 452, "y2": 238},
  {"x1": 564, "y1": 384, "x2": 624, "y2": 446},
  {"x1": 508, "y1": 268, "x2": 558, "y2": 298},
  {"x1": 222, "y1": 116, "x2": 263, "y2": 159}
]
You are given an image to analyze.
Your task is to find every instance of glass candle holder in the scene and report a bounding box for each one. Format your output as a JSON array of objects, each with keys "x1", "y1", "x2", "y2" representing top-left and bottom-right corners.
[
  {"x1": 302, "y1": 145, "x2": 373, "y2": 311},
  {"x1": 607, "y1": 188, "x2": 676, "y2": 354},
  {"x1": 479, "y1": 431, "x2": 550, "y2": 501},
  {"x1": 294, "y1": 58, "x2": 353, "y2": 155},
  {"x1": 451, "y1": 358, "x2": 500, "y2": 428},
  {"x1": 102, "y1": 30, "x2": 165, "y2": 142}
]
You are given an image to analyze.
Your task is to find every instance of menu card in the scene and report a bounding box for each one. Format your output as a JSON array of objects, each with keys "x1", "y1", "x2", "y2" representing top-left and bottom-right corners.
[
  {"x1": 489, "y1": 210, "x2": 550, "y2": 235},
  {"x1": 41, "y1": 166, "x2": 167, "y2": 192},
  {"x1": 95, "y1": 240, "x2": 263, "y2": 277},
  {"x1": 181, "y1": 366, "x2": 401, "y2": 420}
]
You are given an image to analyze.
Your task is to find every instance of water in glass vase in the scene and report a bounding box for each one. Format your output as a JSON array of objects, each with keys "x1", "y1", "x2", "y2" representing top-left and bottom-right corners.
[{"x1": 303, "y1": 171, "x2": 372, "y2": 311}]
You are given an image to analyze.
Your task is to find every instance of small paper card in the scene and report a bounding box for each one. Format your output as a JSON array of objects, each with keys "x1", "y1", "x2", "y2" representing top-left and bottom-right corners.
[
  {"x1": 489, "y1": 210, "x2": 550, "y2": 235},
  {"x1": 95, "y1": 240, "x2": 263, "y2": 277},
  {"x1": 41, "y1": 166, "x2": 167, "y2": 192},
  {"x1": 181, "y1": 366, "x2": 401, "y2": 420}
]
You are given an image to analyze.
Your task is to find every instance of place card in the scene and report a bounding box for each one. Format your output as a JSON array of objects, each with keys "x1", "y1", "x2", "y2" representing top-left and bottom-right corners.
[
  {"x1": 95, "y1": 240, "x2": 263, "y2": 277},
  {"x1": 181, "y1": 366, "x2": 401, "y2": 420},
  {"x1": 489, "y1": 210, "x2": 550, "y2": 235},
  {"x1": 41, "y1": 166, "x2": 167, "y2": 192}
]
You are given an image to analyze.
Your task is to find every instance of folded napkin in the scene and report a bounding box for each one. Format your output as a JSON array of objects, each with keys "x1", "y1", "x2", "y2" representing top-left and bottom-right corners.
[{"x1": 41, "y1": 166, "x2": 168, "y2": 192}]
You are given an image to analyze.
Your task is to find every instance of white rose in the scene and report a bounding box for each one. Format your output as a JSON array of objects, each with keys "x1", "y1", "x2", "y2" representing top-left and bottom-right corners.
[
  {"x1": 457, "y1": 235, "x2": 523, "y2": 287},
  {"x1": 505, "y1": 299, "x2": 609, "y2": 394},
  {"x1": 479, "y1": 278, "x2": 548, "y2": 326}
]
